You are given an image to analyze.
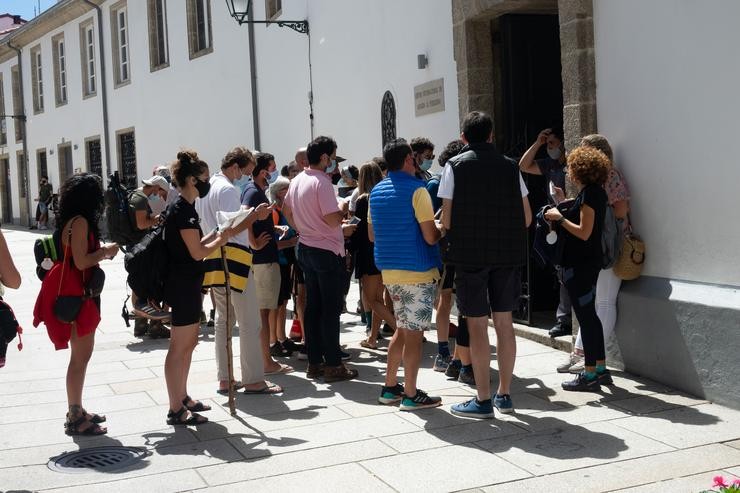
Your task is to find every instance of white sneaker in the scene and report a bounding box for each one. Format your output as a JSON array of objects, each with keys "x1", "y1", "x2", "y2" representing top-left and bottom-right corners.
[{"x1": 556, "y1": 353, "x2": 584, "y2": 373}]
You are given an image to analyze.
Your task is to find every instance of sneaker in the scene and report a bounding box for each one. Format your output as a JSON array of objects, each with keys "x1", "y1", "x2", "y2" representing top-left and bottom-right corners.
[
  {"x1": 378, "y1": 383, "x2": 404, "y2": 405},
  {"x1": 458, "y1": 366, "x2": 476, "y2": 386},
  {"x1": 445, "y1": 359, "x2": 462, "y2": 380},
  {"x1": 200, "y1": 310, "x2": 207, "y2": 324},
  {"x1": 562, "y1": 372, "x2": 601, "y2": 392},
  {"x1": 306, "y1": 363, "x2": 324, "y2": 379},
  {"x1": 549, "y1": 320, "x2": 572, "y2": 338},
  {"x1": 323, "y1": 363, "x2": 358, "y2": 383},
  {"x1": 399, "y1": 389, "x2": 442, "y2": 411},
  {"x1": 270, "y1": 341, "x2": 292, "y2": 357},
  {"x1": 133, "y1": 302, "x2": 171, "y2": 321},
  {"x1": 450, "y1": 398, "x2": 495, "y2": 419},
  {"x1": 493, "y1": 393, "x2": 514, "y2": 414},
  {"x1": 556, "y1": 353, "x2": 584, "y2": 374},
  {"x1": 148, "y1": 321, "x2": 171, "y2": 339},
  {"x1": 206, "y1": 309, "x2": 215, "y2": 328},
  {"x1": 597, "y1": 369, "x2": 614, "y2": 386},
  {"x1": 433, "y1": 354, "x2": 452, "y2": 372},
  {"x1": 340, "y1": 350, "x2": 351, "y2": 361},
  {"x1": 133, "y1": 318, "x2": 148, "y2": 338},
  {"x1": 281, "y1": 339, "x2": 301, "y2": 353}
]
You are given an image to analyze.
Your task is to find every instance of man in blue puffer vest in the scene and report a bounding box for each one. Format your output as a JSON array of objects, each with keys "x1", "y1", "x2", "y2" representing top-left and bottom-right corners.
[{"x1": 368, "y1": 138, "x2": 445, "y2": 411}]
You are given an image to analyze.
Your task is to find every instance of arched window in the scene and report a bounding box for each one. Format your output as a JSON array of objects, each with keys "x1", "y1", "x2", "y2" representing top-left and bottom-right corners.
[{"x1": 381, "y1": 91, "x2": 396, "y2": 147}]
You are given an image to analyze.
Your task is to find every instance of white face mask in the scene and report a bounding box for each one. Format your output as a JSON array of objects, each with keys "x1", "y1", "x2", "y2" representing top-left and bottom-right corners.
[
  {"x1": 547, "y1": 148, "x2": 562, "y2": 160},
  {"x1": 148, "y1": 193, "x2": 161, "y2": 203}
]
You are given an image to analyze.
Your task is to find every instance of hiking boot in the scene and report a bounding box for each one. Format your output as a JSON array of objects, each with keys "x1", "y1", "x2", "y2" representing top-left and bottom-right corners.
[
  {"x1": 450, "y1": 398, "x2": 495, "y2": 419},
  {"x1": 323, "y1": 364, "x2": 358, "y2": 383},
  {"x1": 378, "y1": 383, "x2": 404, "y2": 405},
  {"x1": 549, "y1": 320, "x2": 572, "y2": 338},
  {"x1": 445, "y1": 359, "x2": 462, "y2": 380},
  {"x1": 399, "y1": 389, "x2": 442, "y2": 411},
  {"x1": 562, "y1": 372, "x2": 601, "y2": 392},
  {"x1": 597, "y1": 369, "x2": 614, "y2": 386},
  {"x1": 458, "y1": 366, "x2": 476, "y2": 386},
  {"x1": 134, "y1": 318, "x2": 148, "y2": 338},
  {"x1": 306, "y1": 363, "x2": 324, "y2": 379},
  {"x1": 493, "y1": 394, "x2": 514, "y2": 414},
  {"x1": 148, "y1": 321, "x2": 170, "y2": 339},
  {"x1": 556, "y1": 353, "x2": 584, "y2": 374},
  {"x1": 433, "y1": 354, "x2": 452, "y2": 372}
]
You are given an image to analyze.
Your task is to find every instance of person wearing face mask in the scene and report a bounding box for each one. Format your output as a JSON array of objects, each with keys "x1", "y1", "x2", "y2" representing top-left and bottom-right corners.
[
  {"x1": 410, "y1": 137, "x2": 436, "y2": 181},
  {"x1": 282, "y1": 136, "x2": 359, "y2": 382},
  {"x1": 241, "y1": 152, "x2": 294, "y2": 374},
  {"x1": 337, "y1": 165, "x2": 358, "y2": 199},
  {"x1": 129, "y1": 174, "x2": 171, "y2": 337},
  {"x1": 519, "y1": 127, "x2": 573, "y2": 339}
]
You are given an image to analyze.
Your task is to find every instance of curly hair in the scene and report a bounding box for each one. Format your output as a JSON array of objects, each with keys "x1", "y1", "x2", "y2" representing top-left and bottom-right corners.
[
  {"x1": 438, "y1": 139, "x2": 465, "y2": 167},
  {"x1": 580, "y1": 134, "x2": 613, "y2": 163},
  {"x1": 410, "y1": 137, "x2": 434, "y2": 154},
  {"x1": 567, "y1": 146, "x2": 610, "y2": 187},
  {"x1": 56, "y1": 172, "x2": 104, "y2": 239},
  {"x1": 221, "y1": 146, "x2": 254, "y2": 170},
  {"x1": 171, "y1": 150, "x2": 208, "y2": 190}
]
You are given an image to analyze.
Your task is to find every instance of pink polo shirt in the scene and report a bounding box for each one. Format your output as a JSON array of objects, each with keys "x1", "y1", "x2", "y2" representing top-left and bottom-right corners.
[{"x1": 284, "y1": 168, "x2": 345, "y2": 256}]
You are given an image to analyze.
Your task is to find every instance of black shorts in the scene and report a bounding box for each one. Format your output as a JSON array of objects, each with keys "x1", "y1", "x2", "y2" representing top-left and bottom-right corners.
[
  {"x1": 441, "y1": 264, "x2": 456, "y2": 291},
  {"x1": 455, "y1": 266, "x2": 521, "y2": 317},
  {"x1": 164, "y1": 274, "x2": 204, "y2": 326},
  {"x1": 278, "y1": 264, "x2": 292, "y2": 304}
]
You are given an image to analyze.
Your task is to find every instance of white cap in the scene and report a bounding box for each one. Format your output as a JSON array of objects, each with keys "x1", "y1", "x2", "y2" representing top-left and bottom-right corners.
[{"x1": 142, "y1": 175, "x2": 169, "y2": 190}]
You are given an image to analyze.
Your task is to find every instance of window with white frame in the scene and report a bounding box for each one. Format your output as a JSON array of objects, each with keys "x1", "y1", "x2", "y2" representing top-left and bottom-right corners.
[
  {"x1": 147, "y1": 0, "x2": 169, "y2": 70},
  {"x1": 80, "y1": 21, "x2": 96, "y2": 96},
  {"x1": 110, "y1": 2, "x2": 131, "y2": 86},
  {"x1": 30, "y1": 46, "x2": 44, "y2": 113},
  {"x1": 52, "y1": 34, "x2": 68, "y2": 106},
  {"x1": 187, "y1": 0, "x2": 212, "y2": 59}
]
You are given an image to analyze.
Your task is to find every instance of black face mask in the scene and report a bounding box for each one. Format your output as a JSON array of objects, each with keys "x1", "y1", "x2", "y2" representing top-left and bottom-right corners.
[{"x1": 195, "y1": 179, "x2": 211, "y2": 198}]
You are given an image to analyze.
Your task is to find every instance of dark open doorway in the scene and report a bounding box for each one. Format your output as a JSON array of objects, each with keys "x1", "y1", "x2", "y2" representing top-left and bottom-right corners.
[{"x1": 493, "y1": 13, "x2": 564, "y2": 325}]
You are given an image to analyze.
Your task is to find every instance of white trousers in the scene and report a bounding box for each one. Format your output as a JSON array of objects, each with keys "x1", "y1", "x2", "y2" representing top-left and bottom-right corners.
[
  {"x1": 574, "y1": 267, "x2": 624, "y2": 368},
  {"x1": 212, "y1": 278, "x2": 264, "y2": 384}
]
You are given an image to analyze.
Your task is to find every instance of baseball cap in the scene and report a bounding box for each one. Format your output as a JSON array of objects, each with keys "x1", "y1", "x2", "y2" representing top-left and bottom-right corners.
[{"x1": 142, "y1": 175, "x2": 169, "y2": 190}]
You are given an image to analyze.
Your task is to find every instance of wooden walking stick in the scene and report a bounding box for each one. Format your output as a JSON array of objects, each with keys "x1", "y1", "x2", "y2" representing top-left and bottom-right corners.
[{"x1": 221, "y1": 245, "x2": 236, "y2": 416}]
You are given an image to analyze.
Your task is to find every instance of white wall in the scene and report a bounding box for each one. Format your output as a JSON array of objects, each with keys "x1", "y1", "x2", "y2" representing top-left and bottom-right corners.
[
  {"x1": 593, "y1": 0, "x2": 740, "y2": 287},
  {"x1": 253, "y1": 0, "x2": 460, "y2": 171}
]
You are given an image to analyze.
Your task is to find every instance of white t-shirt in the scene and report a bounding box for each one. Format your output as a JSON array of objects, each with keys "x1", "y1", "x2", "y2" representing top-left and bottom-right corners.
[
  {"x1": 195, "y1": 172, "x2": 249, "y2": 247},
  {"x1": 437, "y1": 163, "x2": 528, "y2": 200},
  {"x1": 347, "y1": 187, "x2": 360, "y2": 213}
]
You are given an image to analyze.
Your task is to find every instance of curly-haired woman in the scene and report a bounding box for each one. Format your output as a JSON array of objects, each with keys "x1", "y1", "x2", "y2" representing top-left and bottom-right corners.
[
  {"x1": 33, "y1": 173, "x2": 119, "y2": 435},
  {"x1": 164, "y1": 150, "x2": 229, "y2": 426},
  {"x1": 544, "y1": 146, "x2": 610, "y2": 392}
]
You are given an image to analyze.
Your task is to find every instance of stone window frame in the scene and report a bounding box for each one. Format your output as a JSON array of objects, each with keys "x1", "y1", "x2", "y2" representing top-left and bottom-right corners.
[
  {"x1": 115, "y1": 126, "x2": 137, "y2": 188},
  {"x1": 84, "y1": 135, "x2": 103, "y2": 177},
  {"x1": 11, "y1": 65, "x2": 23, "y2": 142},
  {"x1": 186, "y1": 0, "x2": 213, "y2": 60},
  {"x1": 30, "y1": 45, "x2": 44, "y2": 114},
  {"x1": 0, "y1": 74, "x2": 6, "y2": 146},
  {"x1": 265, "y1": 0, "x2": 282, "y2": 21},
  {"x1": 110, "y1": 0, "x2": 132, "y2": 88},
  {"x1": 79, "y1": 19, "x2": 97, "y2": 98},
  {"x1": 16, "y1": 150, "x2": 27, "y2": 201},
  {"x1": 147, "y1": 0, "x2": 170, "y2": 72},
  {"x1": 36, "y1": 148, "x2": 48, "y2": 183},
  {"x1": 52, "y1": 33, "x2": 68, "y2": 107}
]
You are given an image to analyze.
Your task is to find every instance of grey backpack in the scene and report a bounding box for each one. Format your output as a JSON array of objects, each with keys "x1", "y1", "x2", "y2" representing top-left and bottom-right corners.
[{"x1": 601, "y1": 205, "x2": 624, "y2": 269}]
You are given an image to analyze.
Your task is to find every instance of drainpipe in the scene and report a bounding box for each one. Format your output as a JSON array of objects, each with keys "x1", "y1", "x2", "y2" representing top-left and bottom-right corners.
[
  {"x1": 247, "y1": 6, "x2": 261, "y2": 150},
  {"x1": 81, "y1": 0, "x2": 112, "y2": 181},
  {"x1": 6, "y1": 41, "x2": 31, "y2": 227}
]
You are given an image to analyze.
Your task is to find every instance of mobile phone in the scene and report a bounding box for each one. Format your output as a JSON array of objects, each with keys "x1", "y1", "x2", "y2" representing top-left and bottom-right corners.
[{"x1": 348, "y1": 216, "x2": 361, "y2": 225}]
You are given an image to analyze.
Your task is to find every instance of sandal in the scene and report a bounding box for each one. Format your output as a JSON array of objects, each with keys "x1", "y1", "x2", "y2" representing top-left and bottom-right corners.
[
  {"x1": 183, "y1": 395, "x2": 211, "y2": 412},
  {"x1": 216, "y1": 381, "x2": 244, "y2": 395},
  {"x1": 64, "y1": 414, "x2": 108, "y2": 436},
  {"x1": 360, "y1": 340, "x2": 378, "y2": 350},
  {"x1": 166, "y1": 407, "x2": 208, "y2": 426},
  {"x1": 83, "y1": 409, "x2": 106, "y2": 424}
]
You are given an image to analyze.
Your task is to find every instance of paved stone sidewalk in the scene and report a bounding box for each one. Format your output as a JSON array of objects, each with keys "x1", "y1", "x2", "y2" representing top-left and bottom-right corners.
[{"x1": 1, "y1": 226, "x2": 739, "y2": 493}]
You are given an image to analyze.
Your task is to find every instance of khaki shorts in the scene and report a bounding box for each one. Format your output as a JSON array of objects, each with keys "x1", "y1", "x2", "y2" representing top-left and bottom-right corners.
[
  {"x1": 386, "y1": 282, "x2": 436, "y2": 331},
  {"x1": 251, "y1": 262, "x2": 281, "y2": 310}
]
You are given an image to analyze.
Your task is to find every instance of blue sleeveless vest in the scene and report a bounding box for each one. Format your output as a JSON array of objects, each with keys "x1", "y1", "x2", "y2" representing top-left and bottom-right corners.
[{"x1": 369, "y1": 171, "x2": 442, "y2": 273}]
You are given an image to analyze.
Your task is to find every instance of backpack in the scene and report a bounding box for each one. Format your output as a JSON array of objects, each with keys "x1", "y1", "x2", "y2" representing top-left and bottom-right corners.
[
  {"x1": 601, "y1": 205, "x2": 624, "y2": 269},
  {"x1": 124, "y1": 210, "x2": 169, "y2": 304},
  {"x1": 33, "y1": 234, "x2": 60, "y2": 280},
  {"x1": 105, "y1": 171, "x2": 138, "y2": 246},
  {"x1": 0, "y1": 298, "x2": 23, "y2": 369}
]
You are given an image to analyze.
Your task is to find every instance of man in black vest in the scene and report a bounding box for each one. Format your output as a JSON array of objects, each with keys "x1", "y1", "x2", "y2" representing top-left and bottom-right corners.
[{"x1": 439, "y1": 111, "x2": 532, "y2": 419}]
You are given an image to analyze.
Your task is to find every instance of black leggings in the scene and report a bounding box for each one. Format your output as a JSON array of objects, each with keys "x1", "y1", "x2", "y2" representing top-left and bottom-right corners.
[{"x1": 562, "y1": 265, "x2": 604, "y2": 367}]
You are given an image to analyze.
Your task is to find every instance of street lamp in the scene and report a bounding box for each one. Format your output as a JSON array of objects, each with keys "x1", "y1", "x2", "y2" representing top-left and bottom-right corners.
[{"x1": 225, "y1": 0, "x2": 309, "y2": 34}]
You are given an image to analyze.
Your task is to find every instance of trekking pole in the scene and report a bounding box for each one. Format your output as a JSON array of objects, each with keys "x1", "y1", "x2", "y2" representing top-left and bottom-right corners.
[{"x1": 221, "y1": 245, "x2": 236, "y2": 416}]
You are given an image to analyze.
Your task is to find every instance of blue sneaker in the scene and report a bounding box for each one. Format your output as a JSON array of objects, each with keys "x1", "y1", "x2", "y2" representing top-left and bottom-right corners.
[
  {"x1": 450, "y1": 398, "x2": 495, "y2": 419},
  {"x1": 458, "y1": 366, "x2": 476, "y2": 386},
  {"x1": 399, "y1": 389, "x2": 442, "y2": 411},
  {"x1": 378, "y1": 383, "x2": 404, "y2": 405},
  {"x1": 493, "y1": 393, "x2": 514, "y2": 414},
  {"x1": 433, "y1": 354, "x2": 452, "y2": 372}
]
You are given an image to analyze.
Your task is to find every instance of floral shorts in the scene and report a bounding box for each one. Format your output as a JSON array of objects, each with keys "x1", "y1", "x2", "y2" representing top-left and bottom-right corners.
[{"x1": 386, "y1": 282, "x2": 436, "y2": 332}]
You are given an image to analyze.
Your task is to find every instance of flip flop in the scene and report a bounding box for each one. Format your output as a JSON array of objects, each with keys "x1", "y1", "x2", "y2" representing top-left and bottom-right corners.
[
  {"x1": 243, "y1": 383, "x2": 283, "y2": 394},
  {"x1": 264, "y1": 363, "x2": 294, "y2": 375},
  {"x1": 216, "y1": 381, "x2": 245, "y2": 395},
  {"x1": 360, "y1": 340, "x2": 378, "y2": 350}
]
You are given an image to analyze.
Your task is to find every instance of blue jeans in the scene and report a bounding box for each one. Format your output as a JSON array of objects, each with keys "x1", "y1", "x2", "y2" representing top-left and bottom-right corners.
[{"x1": 296, "y1": 244, "x2": 344, "y2": 366}]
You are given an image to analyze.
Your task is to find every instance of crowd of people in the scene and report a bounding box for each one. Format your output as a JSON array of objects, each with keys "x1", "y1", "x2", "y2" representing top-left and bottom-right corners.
[{"x1": 8, "y1": 109, "x2": 633, "y2": 434}]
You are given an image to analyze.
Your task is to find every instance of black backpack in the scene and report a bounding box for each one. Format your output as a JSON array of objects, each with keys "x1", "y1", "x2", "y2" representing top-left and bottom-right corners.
[
  {"x1": 33, "y1": 233, "x2": 61, "y2": 280},
  {"x1": 124, "y1": 210, "x2": 169, "y2": 304},
  {"x1": 105, "y1": 171, "x2": 138, "y2": 246}
]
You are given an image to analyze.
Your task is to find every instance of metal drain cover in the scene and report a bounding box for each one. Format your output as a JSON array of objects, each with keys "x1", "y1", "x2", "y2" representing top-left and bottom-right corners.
[{"x1": 48, "y1": 446, "x2": 149, "y2": 474}]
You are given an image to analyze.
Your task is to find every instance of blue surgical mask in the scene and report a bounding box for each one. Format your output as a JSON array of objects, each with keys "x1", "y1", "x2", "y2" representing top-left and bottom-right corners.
[
  {"x1": 420, "y1": 159, "x2": 434, "y2": 172},
  {"x1": 326, "y1": 159, "x2": 337, "y2": 174},
  {"x1": 148, "y1": 193, "x2": 160, "y2": 203},
  {"x1": 234, "y1": 174, "x2": 250, "y2": 191},
  {"x1": 268, "y1": 169, "x2": 280, "y2": 184}
]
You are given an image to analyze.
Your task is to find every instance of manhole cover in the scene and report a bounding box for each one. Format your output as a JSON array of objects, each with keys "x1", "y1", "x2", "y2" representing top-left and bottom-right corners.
[{"x1": 48, "y1": 446, "x2": 149, "y2": 474}]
